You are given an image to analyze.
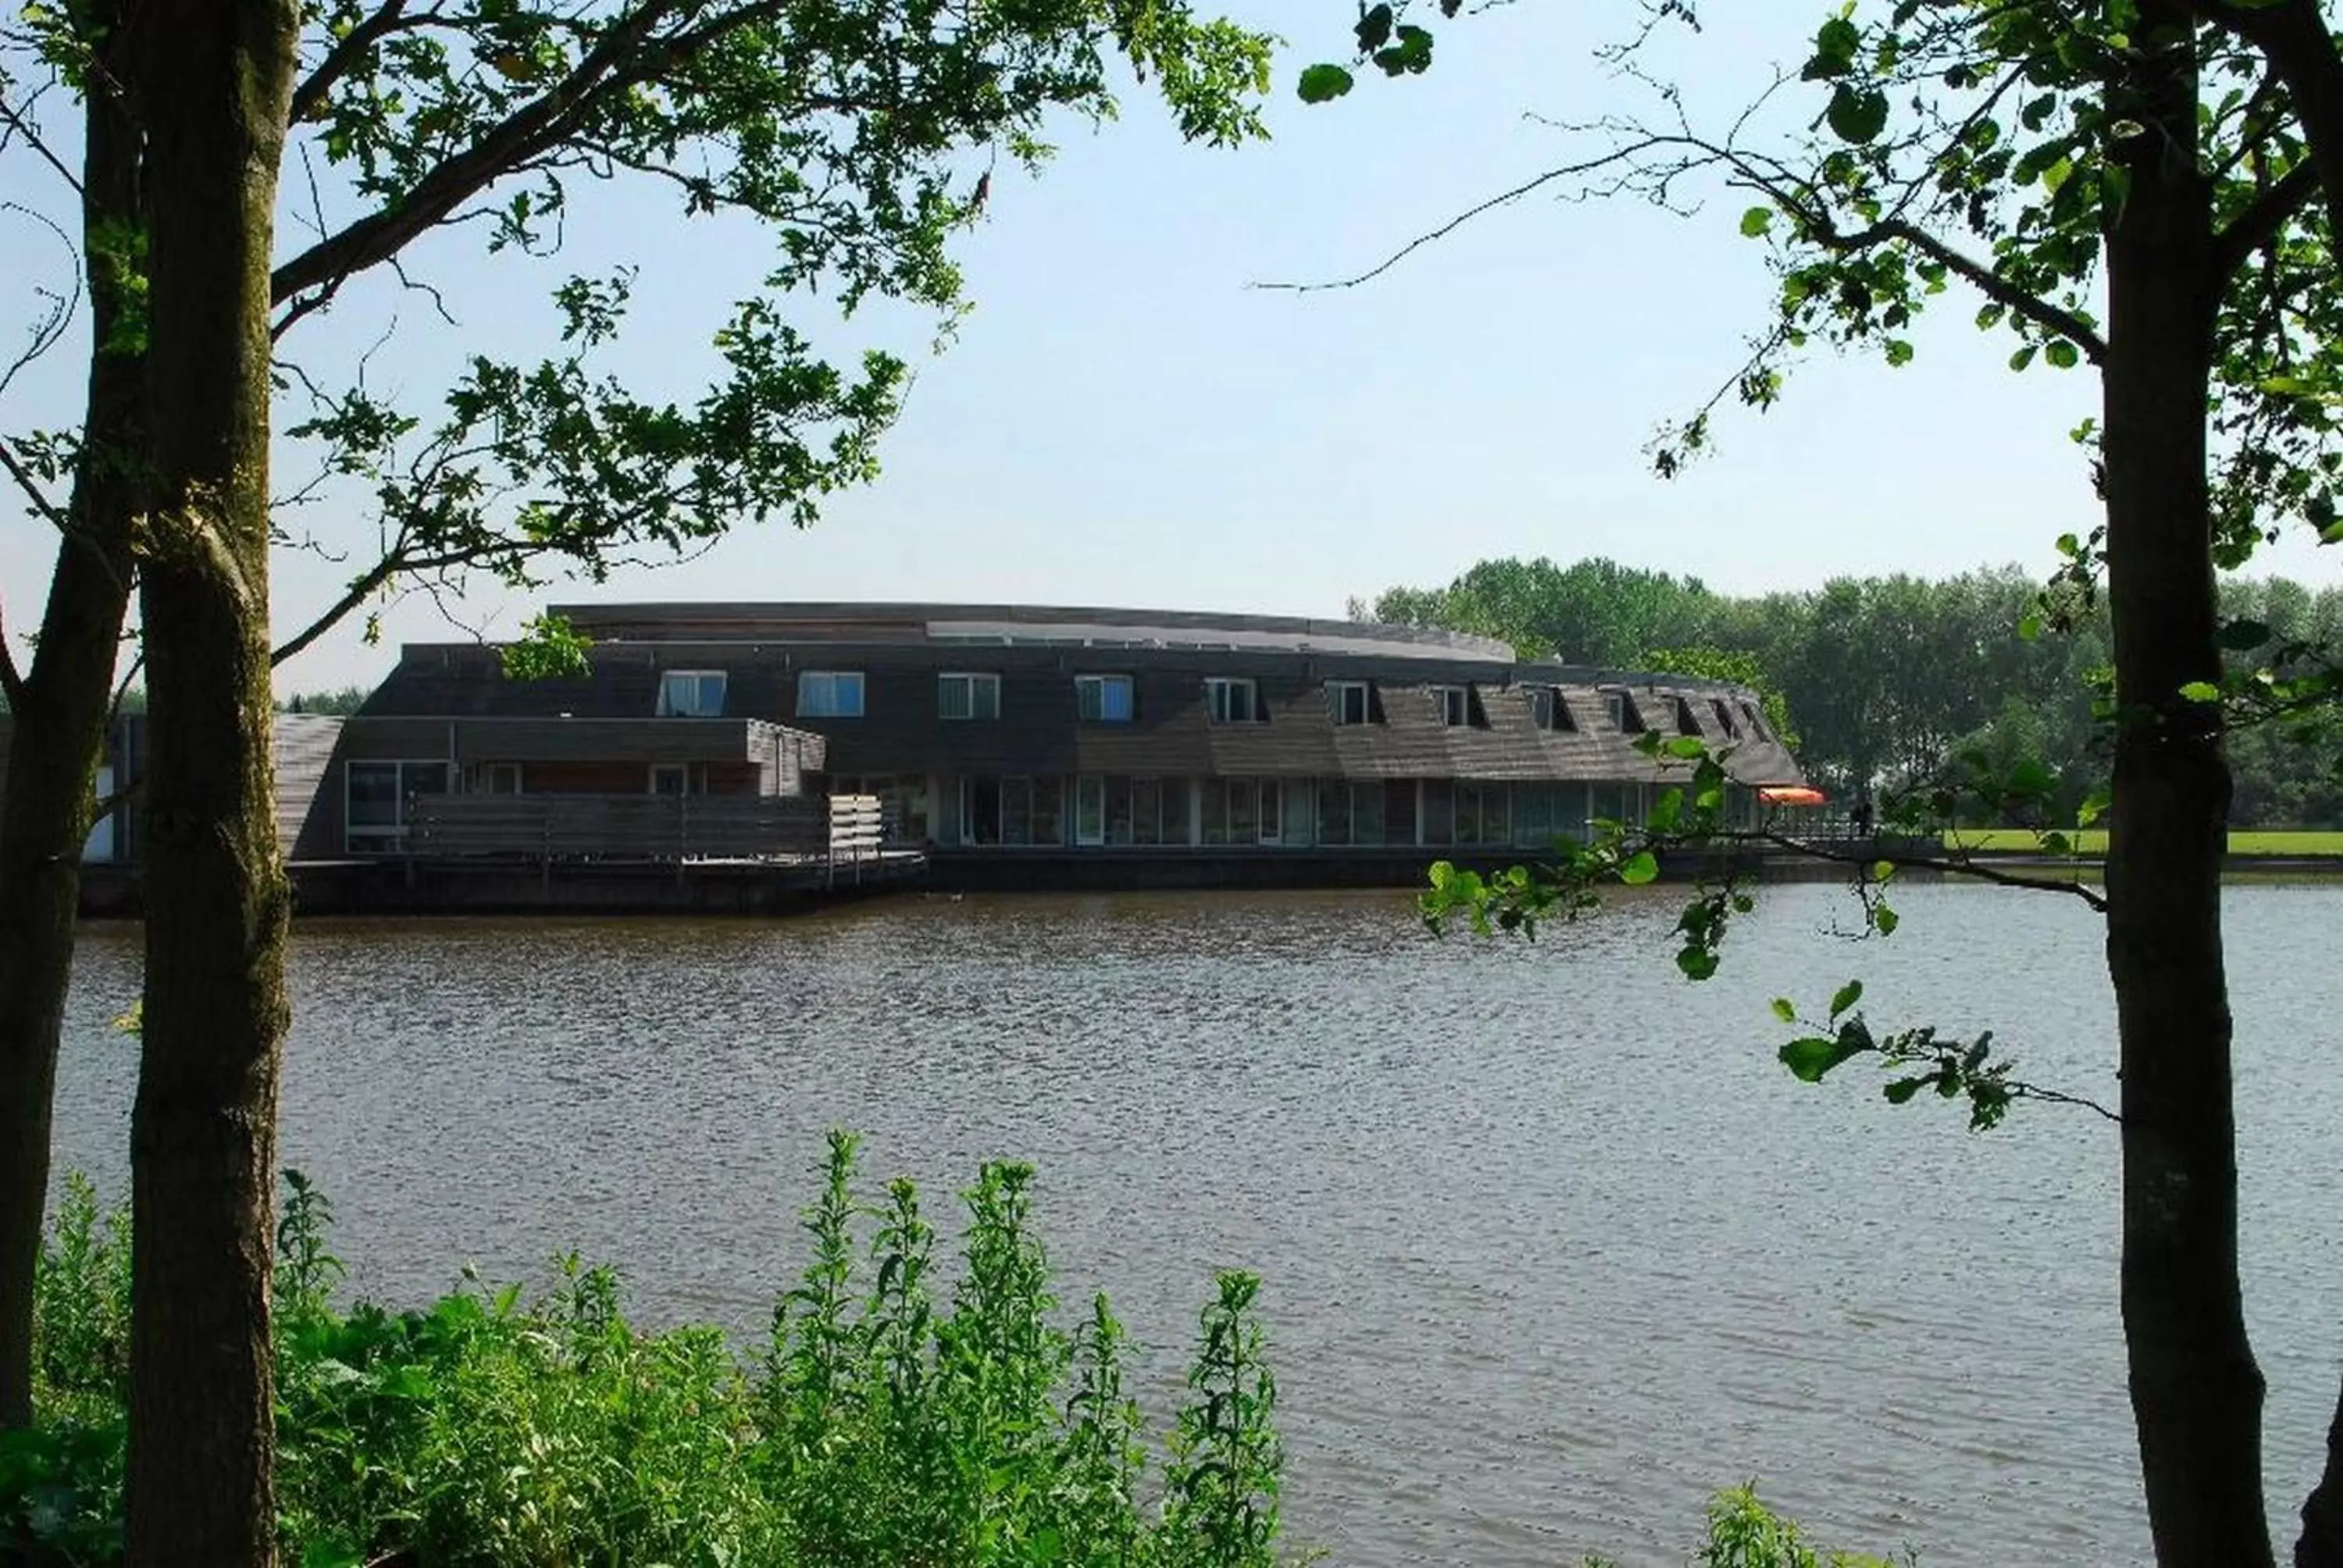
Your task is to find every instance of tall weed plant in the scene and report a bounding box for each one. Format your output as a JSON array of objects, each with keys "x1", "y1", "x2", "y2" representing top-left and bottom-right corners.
[{"x1": 5, "y1": 1134, "x2": 1299, "y2": 1568}]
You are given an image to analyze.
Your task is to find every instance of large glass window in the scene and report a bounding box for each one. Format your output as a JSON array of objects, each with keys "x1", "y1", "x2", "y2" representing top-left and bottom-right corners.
[
  {"x1": 797, "y1": 670, "x2": 865, "y2": 718},
  {"x1": 345, "y1": 760, "x2": 450, "y2": 852},
  {"x1": 1453, "y1": 782, "x2": 1509, "y2": 846},
  {"x1": 1420, "y1": 779, "x2": 1455, "y2": 845},
  {"x1": 1204, "y1": 677, "x2": 1261, "y2": 724},
  {"x1": 1075, "y1": 775, "x2": 1106, "y2": 845},
  {"x1": 658, "y1": 669, "x2": 726, "y2": 717},
  {"x1": 1321, "y1": 778, "x2": 1387, "y2": 843},
  {"x1": 939, "y1": 672, "x2": 1001, "y2": 721},
  {"x1": 1431, "y1": 686, "x2": 1472, "y2": 727},
  {"x1": 1075, "y1": 674, "x2": 1135, "y2": 722},
  {"x1": 961, "y1": 775, "x2": 1001, "y2": 844}
]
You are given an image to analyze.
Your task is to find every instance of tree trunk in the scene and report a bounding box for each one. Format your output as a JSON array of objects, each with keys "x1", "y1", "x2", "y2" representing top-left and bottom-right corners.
[
  {"x1": 2301, "y1": 1375, "x2": 2343, "y2": 1566},
  {"x1": 121, "y1": 1, "x2": 298, "y2": 1562},
  {"x1": 0, "y1": 60, "x2": 144, "y2": 1433},
  {"x1": 2102, "y1": 13, "x2": 2272, "y2": 1566}
]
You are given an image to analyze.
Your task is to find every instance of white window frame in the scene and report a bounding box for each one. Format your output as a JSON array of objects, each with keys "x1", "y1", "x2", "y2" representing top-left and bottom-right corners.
[
  {"x1": 1075, "y1": 673, "x2": 1136, "y2": 722},
  {"x1": 1325, "y1": 679, "x2": 1372, "y2": 725},
  {"x1": 938, "y1": 671, "x2": 1001, "y2": 722},
  {"x1": 797, "y1": 669, "x2": 866, "y2": 718},
  {"x1": 1204, "y1": 676, "x2": 1259, "y2": 724},
  {"x1": 1431, "y1": 685, "x2": 1471, "y2": 727},
  {"x1": 1603, "y1": 691, "x2": 1628, "y2": 731},
  {"x1": 657, "y1": 668, "x2": 727, "y2": 718}
]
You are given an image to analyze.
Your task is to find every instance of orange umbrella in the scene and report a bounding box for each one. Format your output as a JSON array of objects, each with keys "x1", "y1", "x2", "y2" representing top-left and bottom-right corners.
[{"x1": 1757, "y1": 786, "x2": 1828, "y2": 807}]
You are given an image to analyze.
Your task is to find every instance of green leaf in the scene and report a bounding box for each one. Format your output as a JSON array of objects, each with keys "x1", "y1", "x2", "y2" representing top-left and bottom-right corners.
[
  {"x1": 1663, "y1": 735, "x2": 1707, "y2": 760},
  {"x1": 1882, "y1": 1076, "x2": 1929, "y2": 1105},
  {"x1": 1353, "y1": 2, "x2": 1393, "y2": 52},
  {"x1": 1826, "y1": 86, "x2": 1889, "y2": 144},
  {"x1": 1802, "y1": 16, "x2": 1860, "y2": 79},
  {"x1": 1884, "y1": 337, "x2": 1915, "y2": 367},
  {"x1": 1739, "y1": 205, "x2": 1774, "y2": 237},
  {"x1": 1646, "y1": 787, "x2": 1684, "y2": 835},
  {"x1": 2017, "y1": 613, "x2": 2042, "y2": 641},
  {"x1": 1771, "y1": 996, "x2": 1797, "y2": 1023},
  {"x1": 1619, "y1": 850, "x2": 1660, "y2": 886},
  {"x1": 1873, "y1": 903, "x2": 1899, "y2": 935},
  {"x1": 1296, "y1": 62, "x2": 1355, "y2": 103},
  {"x1": 1828, "y1": 978, "x2": 1863, "y2": 1020},
  {"x1": 1676, "y1": 947, "x2": 1720, "y2": 981},
  {"x1": 1779, "y1": 1035, "x2": 1857, "y2": 1083},
  {"x1": 2217, "y1": 618, "x2": 2272, "y2": 650},
  {"x1": 2044, "y1": 339, "x2": 2081, "y2": 369},
  {"x1": 2178, "y1": 680, "x2": 2222, "y2": 703}
]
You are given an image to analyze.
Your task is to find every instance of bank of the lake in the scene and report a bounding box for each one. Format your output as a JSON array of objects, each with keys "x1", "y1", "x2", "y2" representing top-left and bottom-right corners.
[{"x1": 48, "y1": 885, "x2": 2343, "y2": 1567}]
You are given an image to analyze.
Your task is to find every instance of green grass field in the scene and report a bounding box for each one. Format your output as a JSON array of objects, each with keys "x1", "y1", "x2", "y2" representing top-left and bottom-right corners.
[{"x1": 1941, "y1": 829, "x2": 2343, "y2": 857}]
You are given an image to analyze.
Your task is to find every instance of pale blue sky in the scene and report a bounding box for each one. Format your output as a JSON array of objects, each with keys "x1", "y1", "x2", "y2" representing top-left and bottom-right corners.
[{"x1": 4, "y1": 4, "x2": 2336, "y2": 691}]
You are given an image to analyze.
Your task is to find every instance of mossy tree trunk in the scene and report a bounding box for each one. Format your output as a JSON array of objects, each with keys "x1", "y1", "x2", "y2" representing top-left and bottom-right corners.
[
  {"x1": 120, "y1": 2, "x2": 298, "y2": 1561},
  {"x1": 0, "y1": 34, "x2": 143, "y2": 1434}
]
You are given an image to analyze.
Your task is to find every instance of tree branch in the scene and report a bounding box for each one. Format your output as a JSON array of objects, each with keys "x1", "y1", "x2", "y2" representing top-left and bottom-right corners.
[
  {"x1": 2190, "y1": 0, "x2": 2343, "y2": 255},
  {"x1": 270, "y1": 0, "x2": 722, "y2": 314},
  {"x1": 1250, "y1": 156, "x2": 1624, "y2": 291},
  {"x1": 0, "y1": 597, "x2": 29, "y2": 712},
  {"x1": 290, "y1": 0, "x2": 419, "y2": 126},
  {"x1": 0, "y1": 86, "x2": 83, "y2": 195},
  {"x1": 0, "y1": 439, "x2": 70, "y2": 533},
  {"x1": 1820, "y1": 216, "x2": 2109, "y2": 364},
  {"x1": 2213, "y1": 159, "x2": 2320, "y2": 278},
  {"x1": 1742, "y1": 826, "x2": 2111, "y2": 912},
  {"x1": 272, "y1": 551, "x2": 405, "y2": 666}
]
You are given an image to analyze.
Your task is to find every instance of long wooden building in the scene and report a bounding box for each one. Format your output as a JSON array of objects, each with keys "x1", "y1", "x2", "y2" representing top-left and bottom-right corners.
[{"x1": 344, "y1": 601, "x2": 1806, "y2": 886}]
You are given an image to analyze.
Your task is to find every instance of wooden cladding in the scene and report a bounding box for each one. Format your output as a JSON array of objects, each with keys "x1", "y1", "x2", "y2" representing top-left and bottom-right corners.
[{"x1": 408, "y1": 793, "x2": 884, "y2": 864}]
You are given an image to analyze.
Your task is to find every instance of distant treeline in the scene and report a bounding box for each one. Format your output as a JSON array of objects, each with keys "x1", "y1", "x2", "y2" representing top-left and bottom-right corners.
[{"x1": 1356, "y1": 557, "x2": 2343, "y2": 829}]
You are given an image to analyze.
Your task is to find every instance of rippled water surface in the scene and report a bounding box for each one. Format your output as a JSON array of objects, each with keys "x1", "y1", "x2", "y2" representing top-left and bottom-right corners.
[{"x1": 52, "y1": 884, "x2": 2343, "y2": 1565}]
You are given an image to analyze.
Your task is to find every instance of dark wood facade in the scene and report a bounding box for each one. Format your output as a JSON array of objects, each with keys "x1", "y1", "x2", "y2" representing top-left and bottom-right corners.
[{"x1": 348, "y1": 602, "x2": 1806, "y2": 861}]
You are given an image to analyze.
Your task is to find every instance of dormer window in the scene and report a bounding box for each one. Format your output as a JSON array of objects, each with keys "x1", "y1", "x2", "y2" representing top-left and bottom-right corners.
[
  {"x1": 1710, "y1": 698, "x2": 1741, "y2": 739},
  {"x1": 657, "y1": 670, "x2": 726, "y2": 718},
  {"x1": 1431, "y1": 685, "x2": 1475, "y2": 727},
  {"x1": 1603, "y1": 690, "x2": 1646, "y2": 732},
  {"x1": 1675, "y1": 697, "x2": 1701, "y2": 736},
  {"x1": 1204, "y1": 676, "x2": 1261, "y2": 723},
  {"x1": 1742, "y1": 701, "x2": 1771, "y2": 742},
  {"x1": 1326, "y1": 679, "x2": 1376, "y2": 725},
  {"x1": 1528, "y1": 686, "x2": 1576, "y2": 732}
]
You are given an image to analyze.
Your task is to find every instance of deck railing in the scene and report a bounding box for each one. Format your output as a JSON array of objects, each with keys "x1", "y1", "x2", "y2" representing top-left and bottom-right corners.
[{"x1": 409, "y1": 793, "x2": 887, "y2": 876}]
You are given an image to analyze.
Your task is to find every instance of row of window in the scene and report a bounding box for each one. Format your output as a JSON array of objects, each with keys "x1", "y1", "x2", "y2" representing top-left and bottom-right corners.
[
  {"x1": 931, "y1": 773, "x2": 1739, "y2": 850},
  {"x1": 657, "y1": 665, "x2": 1767, "y2": 738}
]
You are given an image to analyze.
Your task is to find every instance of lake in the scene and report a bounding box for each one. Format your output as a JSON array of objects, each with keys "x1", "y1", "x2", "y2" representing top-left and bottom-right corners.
[{"x1": 49, "y1": 882, "x2": 2343, "y2": 1566}]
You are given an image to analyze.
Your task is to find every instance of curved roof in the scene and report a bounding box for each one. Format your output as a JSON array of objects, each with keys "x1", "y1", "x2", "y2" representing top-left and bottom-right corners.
[{"x1": 551, "y1": 600, "x2": 1519, "y2": 662}]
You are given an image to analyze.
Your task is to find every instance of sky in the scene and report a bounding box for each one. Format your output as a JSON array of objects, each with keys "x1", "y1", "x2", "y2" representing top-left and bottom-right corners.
[{"x1": 5, "y1": 3, "x2": 2340, "y2": 693}]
